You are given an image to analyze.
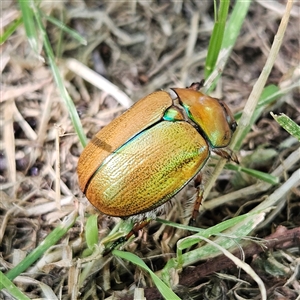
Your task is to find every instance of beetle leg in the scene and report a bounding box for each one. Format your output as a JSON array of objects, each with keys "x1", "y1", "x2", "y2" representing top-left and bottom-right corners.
[
  {"x1": 213, "y1": 148, "x2": 239, "y2": 164},
  {"x1": 189, "y1": 173, "x2": 204, "y2": 226},
  {"x1": 103, "y1": 219, "x2": 151, "y2": 256},
  {"x1": 125, "y1": 219, "x2": 151, "y2": 241}
]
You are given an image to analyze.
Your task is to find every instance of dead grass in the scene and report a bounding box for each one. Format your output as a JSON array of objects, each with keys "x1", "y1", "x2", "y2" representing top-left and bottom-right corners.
[{"x1": 1, "y1": 1, "x2": 300, "y2": 300}]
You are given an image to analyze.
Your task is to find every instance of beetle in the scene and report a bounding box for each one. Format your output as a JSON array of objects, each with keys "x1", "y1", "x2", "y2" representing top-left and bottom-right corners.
[{"x1": 77, "y1": 82, "x2": 237, "y2": 249}]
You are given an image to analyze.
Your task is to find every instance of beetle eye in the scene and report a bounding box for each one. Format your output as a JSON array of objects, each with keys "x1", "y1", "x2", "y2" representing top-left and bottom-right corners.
[
  {"x1": 230, "y1": 121, "x2": 238, "y2": 132},
  {"x1": 219, "y1": 100, "x2": 237, "y2": 133}
]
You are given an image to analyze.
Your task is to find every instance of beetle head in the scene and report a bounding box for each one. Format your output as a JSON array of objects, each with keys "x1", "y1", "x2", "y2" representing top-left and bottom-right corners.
[{"x1": 171, "y1": 88, "x2": 237, "y2": 149}]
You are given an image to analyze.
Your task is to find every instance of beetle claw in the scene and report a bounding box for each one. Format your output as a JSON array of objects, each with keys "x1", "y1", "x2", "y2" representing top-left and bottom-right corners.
[{"x1": 213, "y1": 148, "x2": 239, "y2": 164}]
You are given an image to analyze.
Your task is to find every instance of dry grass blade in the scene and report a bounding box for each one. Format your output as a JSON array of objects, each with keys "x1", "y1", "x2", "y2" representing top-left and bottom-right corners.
[{"x1": 66, "y1": 58, "x2": 133, "y2": 108}]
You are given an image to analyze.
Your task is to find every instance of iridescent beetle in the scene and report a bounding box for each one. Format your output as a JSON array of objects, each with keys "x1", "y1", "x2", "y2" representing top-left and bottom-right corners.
[{"x1": 77, "y1": 82, "x2": 237, "y2": 252}]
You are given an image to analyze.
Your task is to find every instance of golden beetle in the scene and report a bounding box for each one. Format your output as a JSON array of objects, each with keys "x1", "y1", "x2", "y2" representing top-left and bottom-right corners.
[{"x1": 77, "y1": 82, "x2": 237, "y2": 223}]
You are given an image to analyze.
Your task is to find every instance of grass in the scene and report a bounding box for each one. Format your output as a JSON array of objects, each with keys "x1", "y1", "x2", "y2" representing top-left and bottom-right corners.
[{"x1": 1, "y1": 0, "x2": 299, "y2": 299}]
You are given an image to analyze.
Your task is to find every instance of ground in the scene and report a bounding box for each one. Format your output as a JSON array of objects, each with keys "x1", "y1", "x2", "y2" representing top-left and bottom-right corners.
[{"x1": 1, "y1": 1, "x2": 300, "y2": 300}]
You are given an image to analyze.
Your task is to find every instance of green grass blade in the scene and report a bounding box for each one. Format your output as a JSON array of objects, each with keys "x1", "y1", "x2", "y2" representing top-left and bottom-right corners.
[
  {"x1": 204, "y1": 0, "x2": 230, "y2": 78},
  {"x1": 225, "y1": 164, "x2": 280, "y2": 185},
  {"x1": 0, "y1": 17, "x2": 23, "y2": 44},
  {"x1": 0, "y1": 271, "x2": 31, "y2": 300},
  {"x1": 157, "y1": 211, "x2": 255, "y2": 235},
  {"x1": 32, "y1": 5, "x2": 87, "y2": 147},
  {"x1": 205, "y1": 0, "x2": 252, "y2": 92},
  {"x1": 271, "y1": 113, "x2": 300, "y2": 141},
  {"x1": 85, "y1": 214, "x2": 99, "y2": 250},
  {"x1": 158, "y1": 211, "x2": 260, "y2": 249},
  {"x1": 43, "y1": 13, "x2": 87, "y2": 45},
  {"x1": 0, "y1": 211, "x2": 77, "y2": 287},
  {"x1": 18, "y1": 0, "x2": 39, "y2": 55},
  {"x1": 113, "y1": 250, "x2": 181, "y2": 300},
  {"x1": 221, "y1": 0, "x2": 252, "y2": 49},
  {"x1": 161, "y1": 210, "x2": 267, "y2": 284}
]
